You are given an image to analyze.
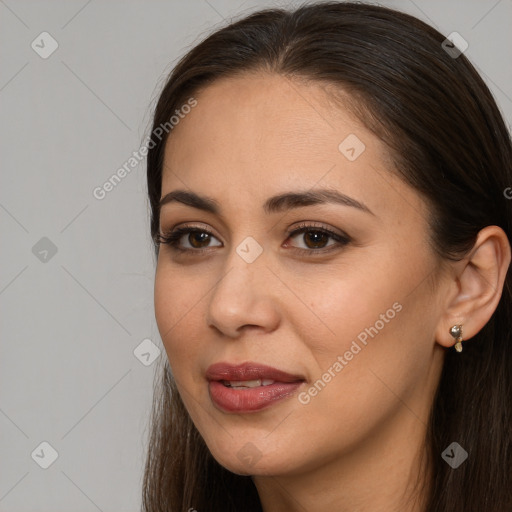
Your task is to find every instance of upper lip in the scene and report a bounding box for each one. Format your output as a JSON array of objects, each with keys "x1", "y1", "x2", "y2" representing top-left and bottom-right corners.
[{"x1": 206, "y1": 362, "x2": 305, "y2": 383}]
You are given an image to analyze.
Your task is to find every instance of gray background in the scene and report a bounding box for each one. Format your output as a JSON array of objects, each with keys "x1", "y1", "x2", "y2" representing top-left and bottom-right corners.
[{"x1": 1, "y1": 0, "x2": 510, "y2": 511}]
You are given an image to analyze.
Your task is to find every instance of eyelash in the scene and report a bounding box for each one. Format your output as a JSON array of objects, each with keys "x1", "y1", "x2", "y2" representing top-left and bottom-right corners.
[{"x1": 155, "y1": 222, "x2": 351, "y2": 257}]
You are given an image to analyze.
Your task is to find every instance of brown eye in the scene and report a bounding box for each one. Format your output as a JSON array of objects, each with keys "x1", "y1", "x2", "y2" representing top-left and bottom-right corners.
[
  {"x1": 157, "y1": 223, "x2": 350, "y2": 256},
  {"x1": 300, "y1": 230, "x2": 331, "y2": 249},
  {"x1": 286, "y1": 226, "x2": 348, "y2": 251},
  {"x1": 283, "y1": 223, "x2": 352, "y2": 256},
  {"x1": 156, "y1": 227, "x2": 222, "y2": 252},
  {"x1": 187, "y1": 231, "x2": 212, "y2": 248}
]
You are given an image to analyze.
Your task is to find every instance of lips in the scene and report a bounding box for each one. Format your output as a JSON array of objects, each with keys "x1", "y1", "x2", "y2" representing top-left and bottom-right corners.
[{"x1": 206, "y1": 362, "x2": 305, "y2": 413}]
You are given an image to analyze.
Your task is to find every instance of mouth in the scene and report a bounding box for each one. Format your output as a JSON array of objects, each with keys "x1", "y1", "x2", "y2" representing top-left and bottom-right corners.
[
  {"x1": 206, "y1": 362, "x2": 305, "y2": 413},
  {"x1": 221, "y1": 379, "x2": 277, "y2": 388}
]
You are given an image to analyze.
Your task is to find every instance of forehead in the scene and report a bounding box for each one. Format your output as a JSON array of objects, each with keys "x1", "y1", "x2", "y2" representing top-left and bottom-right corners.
[
  {"x1": 161, "y1": 72, "x2": 427, "y2": 224},
  {"x1": 165, "y1": 72, "x2": 367, "y2": 163}
]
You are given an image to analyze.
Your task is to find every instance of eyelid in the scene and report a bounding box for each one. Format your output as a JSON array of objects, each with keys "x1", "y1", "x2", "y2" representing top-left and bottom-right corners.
[
  {"x1": 155, "y1": 222, "x2": 221, "y2": 250},
  {"x1": 157, "y1": 221, "x2": 217, "y2": 239},
  {"x1": 157, "y1": 221, "x2": 351, "y2": 255},
  {"x1": 284, "y1": 222, "x2": 351, "y2": 255},
  {"x1": 286, "y1": 220, "x2": 348, "y2": 238}
]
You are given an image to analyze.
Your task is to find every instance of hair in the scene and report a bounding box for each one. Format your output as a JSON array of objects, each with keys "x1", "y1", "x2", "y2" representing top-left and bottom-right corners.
[{"x1": 142, "y1": 2, "x2": 512, "y2": 511}]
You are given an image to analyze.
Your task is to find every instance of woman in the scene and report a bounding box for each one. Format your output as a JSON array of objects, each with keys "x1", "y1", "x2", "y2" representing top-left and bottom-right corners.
[{"x1": 142, "y1": 2, "x2": 512, "y2": 511}]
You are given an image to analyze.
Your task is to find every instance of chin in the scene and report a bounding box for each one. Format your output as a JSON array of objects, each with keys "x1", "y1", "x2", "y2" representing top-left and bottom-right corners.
[
  {"x1": 202, "y1": 432, "x2": 300, "y2": 477},
  {"x1": 211, "y1": 449, "x2": 286, "y2": 477}
]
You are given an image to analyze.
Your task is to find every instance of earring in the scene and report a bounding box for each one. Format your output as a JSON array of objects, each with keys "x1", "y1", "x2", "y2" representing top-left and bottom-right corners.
[{"x1": 449, "y1": 324, "x2": 463, "y2": 352}]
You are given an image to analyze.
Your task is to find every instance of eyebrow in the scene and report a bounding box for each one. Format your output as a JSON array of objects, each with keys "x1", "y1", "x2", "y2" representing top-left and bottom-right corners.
[{"x1": 159, "y1": 188, "x2": 375, "y2": 216}]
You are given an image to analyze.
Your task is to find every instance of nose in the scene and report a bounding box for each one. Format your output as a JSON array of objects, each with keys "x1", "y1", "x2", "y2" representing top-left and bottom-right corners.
[{"x1": 205, "y1": 248, "x2": 281, "y2": 339}]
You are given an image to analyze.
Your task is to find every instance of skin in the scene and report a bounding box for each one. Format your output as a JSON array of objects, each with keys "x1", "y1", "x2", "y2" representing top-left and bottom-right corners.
[{"x1": 153, "y1": 72, "x2": 511, "y2": 512}]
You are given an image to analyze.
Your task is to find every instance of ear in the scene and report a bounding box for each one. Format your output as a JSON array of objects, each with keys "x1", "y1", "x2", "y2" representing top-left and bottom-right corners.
[{"x1": 435, "y1": 225, "x2": 511, "y2": 349}]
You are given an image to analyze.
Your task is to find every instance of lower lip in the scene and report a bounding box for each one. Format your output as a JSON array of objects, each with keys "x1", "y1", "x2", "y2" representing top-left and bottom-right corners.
[{"x1": 208, "y1": 380, "x2": 303, "y2": 413}]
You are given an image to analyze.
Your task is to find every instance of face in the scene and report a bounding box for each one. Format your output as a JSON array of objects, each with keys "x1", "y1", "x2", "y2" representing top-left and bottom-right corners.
[{"x1": 154, "y1": 72, "x2": 447, "y2": 478}]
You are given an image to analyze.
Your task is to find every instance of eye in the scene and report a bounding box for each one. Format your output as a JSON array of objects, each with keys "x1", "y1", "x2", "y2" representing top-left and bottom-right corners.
[
  {"x1": 155, "y1": 222, "x2": 351, "y2": 256},
  {"x1": 155, "y1": 224, "x2": 221, "y2": 253},
  {"x1": 284, "y1": 222, "x2": 351, "y2": 255}
]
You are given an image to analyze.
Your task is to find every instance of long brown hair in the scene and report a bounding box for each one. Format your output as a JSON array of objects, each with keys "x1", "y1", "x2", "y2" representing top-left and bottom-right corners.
[{"x1": 143, "y1": 2, "x2": 512, "y2": 510}]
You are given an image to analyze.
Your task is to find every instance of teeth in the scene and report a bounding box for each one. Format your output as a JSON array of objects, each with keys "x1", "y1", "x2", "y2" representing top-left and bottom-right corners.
[
  {"x1": 223, "y1": 379, "x2": 276, "y2": 388},
  {"x1": 231, "y1": 379, "x2": 261, "y2": 388}
]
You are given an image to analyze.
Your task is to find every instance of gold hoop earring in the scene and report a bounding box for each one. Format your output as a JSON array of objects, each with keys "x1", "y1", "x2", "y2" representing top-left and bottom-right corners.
[{"x1": 449, "y1": 324, "x2": 463, "y2": 352}]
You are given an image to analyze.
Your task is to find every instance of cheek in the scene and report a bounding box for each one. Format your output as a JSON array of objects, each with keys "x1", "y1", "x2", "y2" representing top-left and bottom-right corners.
[
  {"x1": 290, "y1": 259, "x2": 426, "y2": 406},
  {"x1": 290, "y1": 262, "x2": 400, "y2": 357},
  {"x1": 154, "y1": 263, "x2": 201, "y2": 363},
  {"x1": 302, "y1": 236, "x2": 433, "y2": 353},
  {"x1": 295, "y1": 268, "x2": 435, "y2": 429},
  {"x1": 154, "y1": 266, "x2": 178, "y2": 343}
]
